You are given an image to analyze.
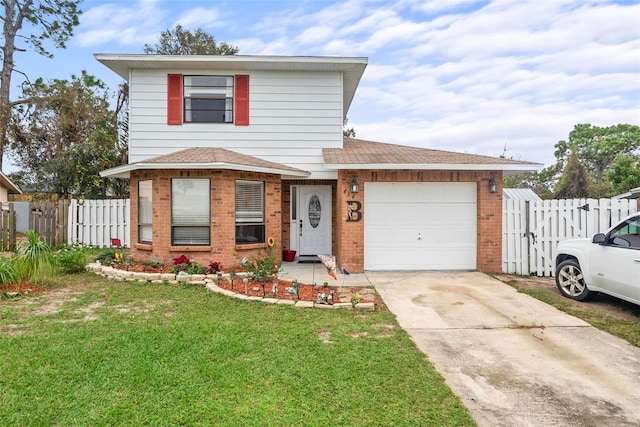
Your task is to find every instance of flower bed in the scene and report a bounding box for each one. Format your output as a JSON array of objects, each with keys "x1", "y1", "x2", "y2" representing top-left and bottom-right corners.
[{"x1": 88, "y1": 263, "x2": 379, "y2": 310}]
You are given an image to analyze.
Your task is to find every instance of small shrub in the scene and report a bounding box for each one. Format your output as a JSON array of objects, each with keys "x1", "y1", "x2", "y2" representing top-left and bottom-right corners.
[
  {"x1": 0, "y1": 256, "x2": 17, "y2": 285},
  {"x1": 171, "y1": 256, "x2": 205, "y2": 275},
  {"x1": 56, "y1": 245, "x2": 88, "y2": 274},
  {"x1": 206, "y1": 261, "x2": 223, "y2": 274},
  {"x1": 95, "y1": 249, "x2": 117, "y2": 265},
  {"x1": 16, "y1": 230, "x2": 55, "y2": 285},
  {"x1": 351, "y1": 293, "x2": 361, "y2": 306},
  {"x1": 239, "y1": 248, "x2": 280, "y2": 280}
]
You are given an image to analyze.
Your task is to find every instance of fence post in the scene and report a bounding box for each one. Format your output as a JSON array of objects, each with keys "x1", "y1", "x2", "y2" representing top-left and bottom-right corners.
[{"x1": 0, "y1": 203, "x2": 17, "y2": 251}]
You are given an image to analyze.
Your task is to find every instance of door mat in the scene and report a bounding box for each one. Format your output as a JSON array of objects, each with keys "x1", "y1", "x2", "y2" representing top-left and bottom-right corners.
[{"x1": 297, "y1": 256, "x2": 320, "y2": 264}]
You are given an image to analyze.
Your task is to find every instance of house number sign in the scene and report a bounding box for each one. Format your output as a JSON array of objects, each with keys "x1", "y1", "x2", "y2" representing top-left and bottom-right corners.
[{"x1": 346, "y1": 201, "x2": 362, "y2": 222}]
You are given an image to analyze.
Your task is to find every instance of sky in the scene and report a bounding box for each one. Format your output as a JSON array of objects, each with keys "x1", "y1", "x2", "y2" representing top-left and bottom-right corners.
[{"x1": 9, "y1": 0, "x2": 640, "y2": 172}]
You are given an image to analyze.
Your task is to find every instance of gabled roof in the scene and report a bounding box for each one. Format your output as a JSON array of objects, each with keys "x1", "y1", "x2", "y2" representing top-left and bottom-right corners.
[
  {"x1": 323, "y1": 138, "x2": 542, "y2": 173},
  {"x1": 0, "y1": 170, "x2": 22, "y2": 194},
  {"x1": 94, "y1": 54, "x2": 368, "y2": 118},
  {"x1": 99, "y1": 147, "x2": 310, "y2": 179}
]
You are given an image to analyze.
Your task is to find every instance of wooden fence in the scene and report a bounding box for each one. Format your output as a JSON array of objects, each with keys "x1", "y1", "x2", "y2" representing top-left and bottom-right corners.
[
  {"x1": 29, "y1": 200, "x2": 70, "y2": 246},
  {"x1": 68, "y1": 199, "x2": 130, "y2": 248},
  {"x1": 1, "y1": 203, "x2": 17, "y2": 251},
  {"x1": 503, "y1": 198, "x2": 638, "y2": 276}
]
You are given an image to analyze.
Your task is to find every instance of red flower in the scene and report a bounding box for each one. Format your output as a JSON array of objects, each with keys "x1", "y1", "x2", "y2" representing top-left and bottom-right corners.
[{"x1": 173, "y1": 255, "x2": 190, "y2": 266}]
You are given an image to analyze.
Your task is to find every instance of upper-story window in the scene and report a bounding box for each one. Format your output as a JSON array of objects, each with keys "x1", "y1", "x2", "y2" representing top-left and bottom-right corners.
[
  {"x1": 168, "y1": 74, "x2": 249, "y2": 126},
  {"x1": 184, "y1": 76, "x2": 233, "y2": 123}
]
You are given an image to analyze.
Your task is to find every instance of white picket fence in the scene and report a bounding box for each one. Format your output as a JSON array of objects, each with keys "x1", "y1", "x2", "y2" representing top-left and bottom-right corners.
[
  {"x1": 503, "y1": 198, "x2": 638, "y2": 277},
  {"x1": 67, "y1": 199, "x2": 130, "y2": 248}
]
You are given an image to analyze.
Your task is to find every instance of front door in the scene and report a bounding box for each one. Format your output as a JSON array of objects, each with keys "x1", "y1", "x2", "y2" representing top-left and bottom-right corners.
[{"x1": 298, "y1": 185, "x2": 332, "y2": 256}]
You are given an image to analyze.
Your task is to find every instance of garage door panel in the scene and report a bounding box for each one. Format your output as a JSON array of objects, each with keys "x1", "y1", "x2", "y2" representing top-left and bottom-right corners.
[{"x1": 365, "y1": 182, "x2": 477, "y2": 270}]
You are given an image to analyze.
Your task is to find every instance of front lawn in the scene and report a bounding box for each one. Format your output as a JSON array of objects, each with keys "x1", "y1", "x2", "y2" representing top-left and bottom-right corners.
[{"x1": 0, "y1": 274, "x2": 474, "y2": 426}]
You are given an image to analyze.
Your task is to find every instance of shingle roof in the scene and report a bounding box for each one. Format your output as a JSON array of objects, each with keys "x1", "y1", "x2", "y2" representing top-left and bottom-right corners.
[
  {"x1": 323, "y1": 138, "x2": 542, "y2": 171},
  {"x1": 100, "y1": 147, "x2": 310, "y2": 179}
]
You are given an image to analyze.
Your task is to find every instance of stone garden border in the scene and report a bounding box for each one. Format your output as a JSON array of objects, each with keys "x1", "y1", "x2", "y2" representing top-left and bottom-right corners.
[{"x1": 86, "y1": 263, "x2": 376, "y2": 311}]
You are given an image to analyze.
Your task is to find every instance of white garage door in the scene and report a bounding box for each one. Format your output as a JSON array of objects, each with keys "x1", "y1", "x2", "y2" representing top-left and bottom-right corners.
[{"x1": 364, "y1": 182, "x2": 477, "y2": 270}]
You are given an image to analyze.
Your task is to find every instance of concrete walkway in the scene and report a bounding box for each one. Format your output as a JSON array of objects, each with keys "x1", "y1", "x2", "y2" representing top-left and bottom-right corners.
[{"x1": 369, "y1": 271, "x2": 640, "y2": 427}]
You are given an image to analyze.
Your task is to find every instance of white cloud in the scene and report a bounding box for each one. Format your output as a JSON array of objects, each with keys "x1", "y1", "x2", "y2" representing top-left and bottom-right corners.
[
  {"x1": 76, "y1": 0, "x2": 168, "y2": 47},
  {"x1": 174, "y1": 8, "x2": 223, "y2": 29}
]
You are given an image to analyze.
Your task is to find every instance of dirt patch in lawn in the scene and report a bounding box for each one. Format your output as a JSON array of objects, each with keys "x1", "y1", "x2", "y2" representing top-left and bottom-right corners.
[{"x1": 493, "y1": 274, "x2": 640, "y2": 323}]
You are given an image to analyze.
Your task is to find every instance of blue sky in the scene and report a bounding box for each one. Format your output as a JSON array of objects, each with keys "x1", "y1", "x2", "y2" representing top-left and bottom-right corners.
[{"x1": 11, "y1": 0, "x2": 640, "y2": 172}]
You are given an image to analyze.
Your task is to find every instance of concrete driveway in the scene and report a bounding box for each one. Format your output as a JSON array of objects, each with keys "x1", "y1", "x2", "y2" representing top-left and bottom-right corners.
[{"x1": 369, "y1": 271, "x2": 640, "y2": 427}]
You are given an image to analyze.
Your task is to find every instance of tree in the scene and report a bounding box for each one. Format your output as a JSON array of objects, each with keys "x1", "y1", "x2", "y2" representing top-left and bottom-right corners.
[
  {"x1": 554, "y1": 149, "x2": 590, "y2": 199},
  {"x1": 606, "y1": 153, "x2": 640, "y2": 195},
  {"x1": 343, "y1": 118, "x2": 356, "y2": 138},
  {"x1": 8, "y1": 71, "x2": 127, "y2": 197},
  {"x1": 143, "y1": 24, "x2": 239, "y2": 55},
  {"x1": 0, "y1": 0, "x2": 82, "y2": 169},
  {"x1": 552, "y1": 124, "x2": 640, "y2": 183}
]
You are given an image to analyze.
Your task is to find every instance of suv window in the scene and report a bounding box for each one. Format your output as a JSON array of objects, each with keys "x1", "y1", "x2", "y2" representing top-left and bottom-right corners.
[{"x1": 608, "y1": 216, "x2": 640, "y2": 249}]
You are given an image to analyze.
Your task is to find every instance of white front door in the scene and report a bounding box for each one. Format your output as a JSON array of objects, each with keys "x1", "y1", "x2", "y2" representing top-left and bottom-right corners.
[{"x1": 298, "y1": 185, "x2": 332, "y2": 256}]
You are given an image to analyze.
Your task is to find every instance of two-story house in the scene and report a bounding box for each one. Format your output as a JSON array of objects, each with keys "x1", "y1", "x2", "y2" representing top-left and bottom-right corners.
[{"x1": 98, "y1": 54, "x2": 540, "y2": 273}]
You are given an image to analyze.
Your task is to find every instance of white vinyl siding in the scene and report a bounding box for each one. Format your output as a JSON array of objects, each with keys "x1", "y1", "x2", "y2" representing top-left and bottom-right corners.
[{"x1": 127, "y1": 70, "x2": 344, "y2": 179}]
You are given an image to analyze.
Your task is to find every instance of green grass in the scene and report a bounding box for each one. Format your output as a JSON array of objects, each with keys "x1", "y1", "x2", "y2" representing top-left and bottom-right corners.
[
  {"x1": 0, "y1": 274, "x2": 474, "y2": 426},
  {"x1": 506, "y1": 282, "x2": 640, "y2": 348}
]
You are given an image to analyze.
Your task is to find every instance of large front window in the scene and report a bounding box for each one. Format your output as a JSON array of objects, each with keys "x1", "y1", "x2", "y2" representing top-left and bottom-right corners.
[
  {"x1": 235, "y1": 180, "x2": 265, "y2": 244},
  {"x1": 171, "y1": 179, "x2": 210, "y2": 245},
  {"x1": 184, "y1": 76, "x2": 233, "y2": 123},
  {"x1": 138, "y1": 180, "x2": 152, "y2": 244}
]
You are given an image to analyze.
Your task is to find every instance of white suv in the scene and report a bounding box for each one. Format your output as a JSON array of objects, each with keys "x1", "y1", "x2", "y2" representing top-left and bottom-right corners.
[{"x1": 555, "y1": 213, "x2": 640, "y2": 305}]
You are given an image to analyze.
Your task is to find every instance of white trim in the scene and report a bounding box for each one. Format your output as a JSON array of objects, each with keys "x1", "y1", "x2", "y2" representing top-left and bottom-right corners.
[
  {"x1": 324, "y1": 163, "x2": 542, "y2": 172},
  {"x1": 100, "y1": 162, "x2": 311, "y2": 179}
]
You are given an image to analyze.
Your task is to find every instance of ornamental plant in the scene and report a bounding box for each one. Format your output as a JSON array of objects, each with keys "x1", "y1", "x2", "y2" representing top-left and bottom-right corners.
[
  {"x1": 240, "y1": 244, "x2": 281, "y2": 281},
  {"x1": 14, "y1": 230, "x2": 56, "y2": 285},
  {"x1": 55, "y1": 244, "x2": 88, "y2": 274},
  {"x1": 171, "y1": 255, "x2": 205, "y2": 274}
]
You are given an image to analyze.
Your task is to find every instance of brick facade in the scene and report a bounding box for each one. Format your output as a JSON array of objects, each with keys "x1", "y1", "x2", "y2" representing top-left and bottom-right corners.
[
  {"x1": 129, "y1": 168, "x2": 502, "y2": 274},
  {"x1": 130, "y1": 169, "x2": 282, "y2": 269},
  {"x1": 333, "y1": 169, "x2": 503, "y2": 273}
]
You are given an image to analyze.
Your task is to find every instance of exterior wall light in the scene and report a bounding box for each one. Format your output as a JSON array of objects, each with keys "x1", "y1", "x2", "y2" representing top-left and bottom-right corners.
[
  {"x1": 351, "y1": 177, "x2": 359, "y2": 194},
  {"x1": 489, "y1": 177, "x2": 497, "y2": 193}
]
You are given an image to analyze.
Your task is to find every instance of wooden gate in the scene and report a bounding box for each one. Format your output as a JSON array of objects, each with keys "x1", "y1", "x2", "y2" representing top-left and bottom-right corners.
[
  {"x1": 28, "y1": 199, "x2": 69, "y2": 246},
  {"x1": 1, "y1": 203, "x2": 17, "y2": 251}
]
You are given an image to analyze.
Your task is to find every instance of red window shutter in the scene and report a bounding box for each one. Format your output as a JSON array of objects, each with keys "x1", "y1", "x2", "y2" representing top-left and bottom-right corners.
[
  {"x1": 167, "y1": 74, "x2": 183, "y2": 125},
  {"x1": 235, "y1": 75, "x2": 249, "y2": 125}
]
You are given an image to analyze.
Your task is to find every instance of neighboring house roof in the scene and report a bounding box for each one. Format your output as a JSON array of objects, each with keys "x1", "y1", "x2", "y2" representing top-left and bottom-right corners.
[
  {"x1": 503, "y1": 188, "x2": 542, "y2": 201},
  {"x1": 94, "y1": 54, "x2": 368, "y2": 118},
  {"x1": 323, "y1": 139, "x2": 543, "y2": 173},
  {"x1": 613, "y1": 187, "x2": 640, "y2": 200},
  {"x1": 0, "y1": 170, "x2": 22, "y2": 194},
  {"x1": 100, "y1": 147, "x2": 311, "y2": 179}
]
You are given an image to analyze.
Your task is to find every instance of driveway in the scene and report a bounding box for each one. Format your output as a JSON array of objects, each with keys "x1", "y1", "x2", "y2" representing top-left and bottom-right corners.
[{"x1": 369, "y1": 271, "x2": 640, "y2": 427}]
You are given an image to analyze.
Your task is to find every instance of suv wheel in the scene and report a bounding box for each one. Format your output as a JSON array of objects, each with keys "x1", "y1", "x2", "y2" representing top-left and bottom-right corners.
[{"x1": 555, "y1": 259, "x2": 594, "y2": 301}]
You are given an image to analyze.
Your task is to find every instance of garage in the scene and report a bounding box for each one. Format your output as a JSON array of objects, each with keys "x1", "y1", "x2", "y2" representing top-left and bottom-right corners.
[{"x1": 364, "y1": 182, "x2": 477, "y2": 270}]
